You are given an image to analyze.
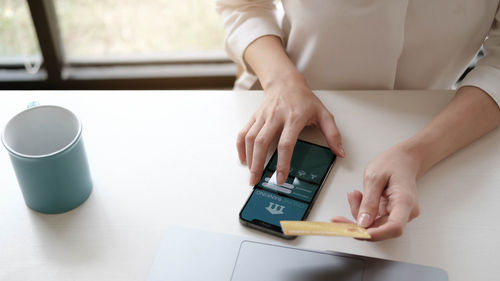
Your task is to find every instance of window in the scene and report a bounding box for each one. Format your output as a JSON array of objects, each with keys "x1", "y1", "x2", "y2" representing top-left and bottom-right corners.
[
  {"x1": 0, "y1": 0, "x2": 43, "y2": 76},
  {"x1": 0, "y1": 0, "x2": 235, "y2": 90},
  {"x1": 54, "y1": 0, "x2": 225, "y2": 58}
]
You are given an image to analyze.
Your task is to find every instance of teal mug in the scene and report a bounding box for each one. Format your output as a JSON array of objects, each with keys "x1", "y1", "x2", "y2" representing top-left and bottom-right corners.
[{"x1": 1, "y1": 104, "x2": 92, "y2": 214}]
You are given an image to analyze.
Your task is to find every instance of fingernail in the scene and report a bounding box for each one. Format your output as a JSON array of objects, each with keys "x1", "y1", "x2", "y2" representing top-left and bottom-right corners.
[
  {"x1": 357, "y1": 213, "x2": 371, "y2": 228},
  {"x1": 347, "y1": 191, "x2": 353, "y2": 201},
  {"x1": 278, "y1": 172, "x2": 287, "y2": 185},
  {"x1": 338, "y1": 144, "x2": 345, "y2": 157}
]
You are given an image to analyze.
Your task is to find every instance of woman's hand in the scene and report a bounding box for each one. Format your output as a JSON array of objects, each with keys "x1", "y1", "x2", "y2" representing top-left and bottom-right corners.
[
  {"x1": 237, "y1": 76, "x2": 345, "y2": 186},
  {"x1": 239, "y1": 35, "x2": 344, "y2": 186},
  {"x1": 332, "y1": 144, "x2": 421, "y2": 241},
  {"x1": 333, "y1": 87, "x2": 500, "y2": 241}
]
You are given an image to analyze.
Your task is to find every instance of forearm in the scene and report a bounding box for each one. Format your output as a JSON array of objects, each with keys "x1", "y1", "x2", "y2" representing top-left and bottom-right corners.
[
  {"x1": 402, "y1": 86, "x2": 500, "y2": 177},
  {"x1": 243, "y1": 35, "x2": 306, "y2": 89}
]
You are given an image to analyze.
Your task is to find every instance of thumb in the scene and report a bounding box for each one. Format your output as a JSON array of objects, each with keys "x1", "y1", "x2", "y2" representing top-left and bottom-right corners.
[{"x1": 357, "y1": 172, "x2": 388, "y2": 228}]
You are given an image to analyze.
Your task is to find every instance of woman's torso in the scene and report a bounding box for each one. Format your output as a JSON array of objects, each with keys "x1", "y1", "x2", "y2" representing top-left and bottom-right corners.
[{"x1": 238, "y1": 0, "x2": 499, "y2": 90}]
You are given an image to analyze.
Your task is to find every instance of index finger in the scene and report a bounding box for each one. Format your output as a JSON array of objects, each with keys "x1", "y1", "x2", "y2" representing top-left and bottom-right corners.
[
  {"x1": 249, "y1": 122, "x2": 281, "y2": 185},
  {"x1": 357, "y1": 171, "x2": 389, "y2": 227},
  {"x1": 276, "y1": 123, "x2": 304, "y2": 185}
]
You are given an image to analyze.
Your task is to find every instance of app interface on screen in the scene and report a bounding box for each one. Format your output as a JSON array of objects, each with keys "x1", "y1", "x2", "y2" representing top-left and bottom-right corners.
[{"x1": 241, "y1": 141, "x2": 335, "y2": 228}]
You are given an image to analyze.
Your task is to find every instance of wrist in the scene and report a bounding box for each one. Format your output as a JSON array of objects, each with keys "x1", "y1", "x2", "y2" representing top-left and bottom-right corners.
[
  {"x1": 261, "y1": 67, "x2": 308, "y2": 91},
  {"x1": 397, "y1": 136, "x2": 432, "y2": 178}
]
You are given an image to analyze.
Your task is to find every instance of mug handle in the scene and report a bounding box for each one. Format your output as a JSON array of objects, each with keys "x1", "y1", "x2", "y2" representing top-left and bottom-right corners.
[{"x1": 27, "y1": 101, "x2": 40, "y2": 109}]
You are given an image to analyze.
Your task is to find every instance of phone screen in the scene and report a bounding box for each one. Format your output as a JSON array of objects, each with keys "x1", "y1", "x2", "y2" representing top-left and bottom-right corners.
[{"x1": 240, "y1": 140, "x2": 336, "y2": 236}]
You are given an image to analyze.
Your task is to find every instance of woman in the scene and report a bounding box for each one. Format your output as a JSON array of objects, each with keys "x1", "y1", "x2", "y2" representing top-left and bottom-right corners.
[{"x1": 216, "y1": 0, "x2": 500, "y2": 241}]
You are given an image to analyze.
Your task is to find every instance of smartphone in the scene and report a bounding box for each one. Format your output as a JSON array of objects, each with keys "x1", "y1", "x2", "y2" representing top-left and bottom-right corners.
[{"x1": 239, "y1": 139, "x2": 336, "y2": 239}]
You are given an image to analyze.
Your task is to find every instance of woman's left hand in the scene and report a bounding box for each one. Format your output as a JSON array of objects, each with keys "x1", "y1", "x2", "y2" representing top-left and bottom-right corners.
[{"x1": 332, "y1": 144, "x2": 422, "y2": 241}]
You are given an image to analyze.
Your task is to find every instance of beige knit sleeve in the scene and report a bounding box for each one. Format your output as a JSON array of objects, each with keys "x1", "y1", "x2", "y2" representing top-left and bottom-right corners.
[
  {"x1": 215, "y1": 0, "x2": 284, "y2": 74},
  {"x1": 460, "y1": 4, "x2": 500, "y2": 107}
]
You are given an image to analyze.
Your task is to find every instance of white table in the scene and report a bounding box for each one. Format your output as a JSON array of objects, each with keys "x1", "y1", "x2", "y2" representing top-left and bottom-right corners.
[{"x1": 0, "y1": 90, "x2": 498, "y2": 281}]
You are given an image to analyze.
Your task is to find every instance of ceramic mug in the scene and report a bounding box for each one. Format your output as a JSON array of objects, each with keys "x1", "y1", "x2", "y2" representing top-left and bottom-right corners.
[{"x1": 1, "y1": 103, "x2": 92, "y2": 214}]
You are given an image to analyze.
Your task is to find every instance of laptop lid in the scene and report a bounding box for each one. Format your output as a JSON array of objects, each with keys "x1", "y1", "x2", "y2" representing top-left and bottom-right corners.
[{"x1": 148, "y1": 227, "x2": 448, "y2": 281}]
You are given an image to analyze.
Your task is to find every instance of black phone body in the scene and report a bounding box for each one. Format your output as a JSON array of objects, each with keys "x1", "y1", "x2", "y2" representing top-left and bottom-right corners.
[{"x1": 239, "y1": 140, "x2": 336, "y2": 239}]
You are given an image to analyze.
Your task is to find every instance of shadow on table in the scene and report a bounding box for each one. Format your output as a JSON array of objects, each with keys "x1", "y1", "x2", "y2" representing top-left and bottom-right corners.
[{"x1": 26, "y1": 188, "x2": 111, "y2": 264}]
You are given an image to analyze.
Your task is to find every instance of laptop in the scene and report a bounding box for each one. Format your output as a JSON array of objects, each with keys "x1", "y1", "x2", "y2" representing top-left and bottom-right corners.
[{"x1": 148, "y1": 227, "x2": 448, "y2": 281}]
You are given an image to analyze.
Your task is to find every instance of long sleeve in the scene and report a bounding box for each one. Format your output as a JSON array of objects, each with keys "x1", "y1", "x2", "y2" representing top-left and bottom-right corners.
[
  {"x1": 460, "y1": 5, "x2": 500, "y2": 107},
  {"x1": 215, "y1": 0, "x2": 283, "y2": 74}
]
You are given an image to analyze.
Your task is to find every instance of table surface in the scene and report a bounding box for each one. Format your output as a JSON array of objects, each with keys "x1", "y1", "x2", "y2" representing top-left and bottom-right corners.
[{"x1": 0, "y1": 90, "x2": 498, "y2": 281}]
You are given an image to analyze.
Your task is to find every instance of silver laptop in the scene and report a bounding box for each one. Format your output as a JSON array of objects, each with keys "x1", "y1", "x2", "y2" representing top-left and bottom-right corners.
[{"x1": 148, "y1": 227, "x2": 448, "y2": 281}]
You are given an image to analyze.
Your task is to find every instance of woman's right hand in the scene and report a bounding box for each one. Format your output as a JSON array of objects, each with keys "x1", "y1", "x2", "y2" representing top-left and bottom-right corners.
[
  {"x1": 238, "y1": 35, "x2": 344, "y2": 186},
  {"x1": 237, "y1": 75, "x2": 345, "y2": 186}
]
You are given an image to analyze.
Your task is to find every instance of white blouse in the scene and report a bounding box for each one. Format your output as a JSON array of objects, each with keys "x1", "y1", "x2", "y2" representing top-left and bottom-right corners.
[{"x1": 216, "y1": 0, "x2": 500, "y2": 106}]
